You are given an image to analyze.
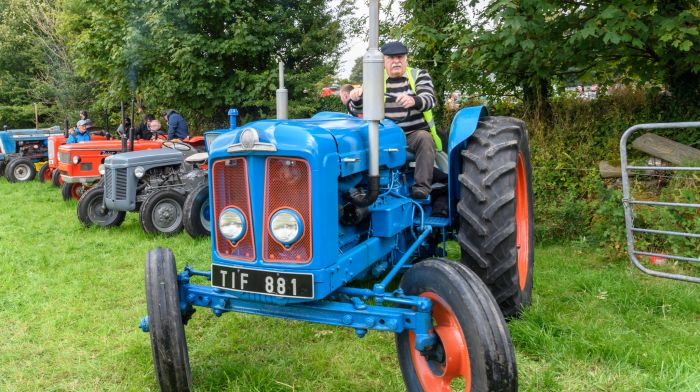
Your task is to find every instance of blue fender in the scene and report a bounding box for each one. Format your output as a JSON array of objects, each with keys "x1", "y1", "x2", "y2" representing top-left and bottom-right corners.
[{"x1": 447, "y1": 105, "x2": 489, "y2": 221}]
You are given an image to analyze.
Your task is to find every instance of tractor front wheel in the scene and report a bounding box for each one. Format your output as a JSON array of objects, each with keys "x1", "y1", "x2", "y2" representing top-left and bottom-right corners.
[
  {"x1": 396, "y1": 258, "x2": 517, "y2": 391},
  {"x1": 6, "y1": 158, "x2": 36, "y2": 182},
  {"x1": 38, "y1": 163, "x2": 51, "y2": 183},
  {"x1": 140, "y1": 189, "x2": 185, "y2": 235},
  {"x1": 77, "y1": 187, "x2": 126, "y2": 228},
  {"x1": 456, "y1": 116, "x2": 534, "y2": 318},
  {"x1": 183, "y1": 183, "x2": 210, "y2": 238},
  {"x1": 62, "y1": 182, "x2": 89, "y2": 201},
  {"x1": 51, "y1": 168, "x2": 62, "y2": 187},
  {"x1": 145, "y1": 248, "x2": 192, "y2": 392}
]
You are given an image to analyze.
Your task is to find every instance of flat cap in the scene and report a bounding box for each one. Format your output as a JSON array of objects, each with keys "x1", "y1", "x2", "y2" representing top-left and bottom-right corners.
[
  {"x1": 381, "y1": 41, "x2": 408, "y2": 56},
  {"x1": 77, "y1": 119, "x2": 91, "y2": 127}
]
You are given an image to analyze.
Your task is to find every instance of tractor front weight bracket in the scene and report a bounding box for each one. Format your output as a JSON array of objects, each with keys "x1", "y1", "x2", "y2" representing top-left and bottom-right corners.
[{"x1": 140, "y1": 266, "x2": 437, "y2": 351}]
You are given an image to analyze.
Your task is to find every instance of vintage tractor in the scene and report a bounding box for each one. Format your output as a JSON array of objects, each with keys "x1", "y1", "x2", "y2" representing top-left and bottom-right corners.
[
  {"x1": 0, "y1": 126, "x2": 64, "y2": 182},
  {"x1": 40, "y1": 121, "x2": 111, "y2": 186},
  {"x1": 76, "y1": 133, "x2": 215, "y2": 237},
  {"x1": 140, "y1": 3, "x2": 533, "y2": 391}
]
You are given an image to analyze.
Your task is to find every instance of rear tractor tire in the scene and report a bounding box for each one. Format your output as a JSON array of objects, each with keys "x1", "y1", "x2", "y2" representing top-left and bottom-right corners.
[
  {"x1": 139, "y1": 189, "x2": 185, "y2": 236},
  {"x1": 396, "y1": 258, "x2": 517, "y2": 391},
  {"x1": 183, "y1": 183, "x2": 210, "y2": 238},
  {"x1": 457, "y1": 116, "x2": 534, "y2": 318},
  {"x1": 77, "y1": 187, "x2": 126, "y2": 228},
  {"x1": 145, "y1": 248, "x2": 193, "y2": 392},
  {"x1": 6, "y1": 158, "x2": 36, "y2": 182}
]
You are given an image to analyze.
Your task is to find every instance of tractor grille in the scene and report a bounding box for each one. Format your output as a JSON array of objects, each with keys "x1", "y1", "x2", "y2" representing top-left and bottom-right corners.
[
  {"x1": 263, "y1": 157, "x2": 312, "y2": 264},
  {"x1": 58, "y1": 151, "x2": 69, "y2": 164},
  {"x1": 212, "y1": 158, "x2": 255, "y2": 261},
  {"x1": 114, "y1": 168, "x2": 127, "y2": 200},
  {"x1": 104, "y1": 168, "x2": 113, "y2": 199},
  {"x1": 47, "y1": 140, "x2": 55, "y2": 160}
]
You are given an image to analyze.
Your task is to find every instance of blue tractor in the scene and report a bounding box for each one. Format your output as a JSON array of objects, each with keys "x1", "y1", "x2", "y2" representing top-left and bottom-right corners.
[
  {"x1": 140, "y1": 3, "x2": 533, "y2": 390},
  {"x1": 0, "y1": 126, "x2": 63, "y2": 182}
]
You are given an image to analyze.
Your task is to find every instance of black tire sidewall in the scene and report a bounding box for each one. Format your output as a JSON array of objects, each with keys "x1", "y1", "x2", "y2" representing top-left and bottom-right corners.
[
  {"x1": 77, "y1": 187, "x2": 125, "y2": 227},
  {"x1": 38, "y1": 163, "x2": 49, "y2": 183},
  {"x1": 51, "y1": 168, "x2": 61, "y2": 187},
  {"x1": 396, "y1": 259, "x2": 517, "y2": 392},
  {"x1": 7, "y1": 158, "x2": 36, "y2": 182},
  {"x1": 183, "y1": 183, "x2": 209, "y2": 238}
]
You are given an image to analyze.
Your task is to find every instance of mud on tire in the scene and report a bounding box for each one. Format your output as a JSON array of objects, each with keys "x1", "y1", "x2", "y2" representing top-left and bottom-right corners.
[{"x1": 456, "y1": 116, "x2": 534, "y2": 318}]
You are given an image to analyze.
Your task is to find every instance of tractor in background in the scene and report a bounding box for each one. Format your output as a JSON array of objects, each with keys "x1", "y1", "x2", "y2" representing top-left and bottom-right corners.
[
  {"x1": 0, "y1": 126, "x2": 64, "y2": 182},
  {"x1": 140, "y1": 3, "x2": 532, "y2": 391},
  {"x1": 77, "y1": 132, "x2": 215, "y2": 237}
]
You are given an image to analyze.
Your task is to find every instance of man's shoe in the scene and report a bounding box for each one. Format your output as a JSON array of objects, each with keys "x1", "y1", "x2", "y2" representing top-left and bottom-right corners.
[{"x1": 411, "y1": 188, "x2": 430, "y2": 199}]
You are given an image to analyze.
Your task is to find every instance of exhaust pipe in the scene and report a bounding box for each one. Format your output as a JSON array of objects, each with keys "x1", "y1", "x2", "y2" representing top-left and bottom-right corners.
[
  {"x1": 129, "y1": 98, "x2": 135, "y2": 151},
  {"x1": 350, "y1": 0, "x2": 382, "y2": 207},
  {"x1": 120, "y1": 102, "x2": 127, "y2": 152},
  {"x1": 64, "y1": 118, "x2": 69, "y2": 138},
  {"x1": 276, "y1": 61, "x2": 288, "y2": 120}
]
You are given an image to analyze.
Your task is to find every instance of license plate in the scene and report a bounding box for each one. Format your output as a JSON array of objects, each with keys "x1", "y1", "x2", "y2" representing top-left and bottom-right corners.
[{"x1": 211, "y1": 264, "x2": 314, "y2": 299}]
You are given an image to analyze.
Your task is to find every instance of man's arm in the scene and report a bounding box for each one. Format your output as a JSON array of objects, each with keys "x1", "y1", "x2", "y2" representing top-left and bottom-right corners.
[{"x1": 412, "y1": 69, "x2": 436, "y2": 112}]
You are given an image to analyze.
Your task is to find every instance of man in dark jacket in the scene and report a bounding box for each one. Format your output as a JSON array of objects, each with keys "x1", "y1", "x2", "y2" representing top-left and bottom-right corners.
[{"x1": 162, "y1": 109, "x2": 189, "y2": 141}]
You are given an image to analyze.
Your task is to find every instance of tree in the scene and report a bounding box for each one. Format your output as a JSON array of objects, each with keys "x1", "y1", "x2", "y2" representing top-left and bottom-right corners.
[
  {"x1": 60, "y1": 0, "x2": 351, "y2": 128},
  {"x1": 348, "y1": 56, "x2": 363, "y2": 83}
]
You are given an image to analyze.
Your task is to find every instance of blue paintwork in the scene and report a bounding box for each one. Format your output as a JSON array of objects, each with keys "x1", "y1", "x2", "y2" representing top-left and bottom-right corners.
[
  {"x1": 446, "y1": 105, "x2": 488, "y2": 220},
  {"x1": 0, "y1": 126, "x2": 62, "y2": 162},
  {"x1": 150, "y1": 106, "x2": 489, "y2": 348}
]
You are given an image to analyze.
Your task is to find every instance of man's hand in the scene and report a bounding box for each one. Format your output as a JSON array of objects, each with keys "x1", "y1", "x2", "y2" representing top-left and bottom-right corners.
[
  {"x1": 349, "y1": 86, "x2": 363, "y2": 101},
  {"x1": 396, "y1": 93, "x2": 416, "y2": 109}
]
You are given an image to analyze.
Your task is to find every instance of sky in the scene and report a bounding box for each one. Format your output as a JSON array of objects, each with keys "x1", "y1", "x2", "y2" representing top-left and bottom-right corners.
[{"x1": 335, "y1": 0, "x2": 403, "y2": 79}]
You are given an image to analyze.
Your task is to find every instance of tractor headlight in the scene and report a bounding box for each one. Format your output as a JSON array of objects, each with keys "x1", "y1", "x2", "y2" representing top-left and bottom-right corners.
[
  {"x1": 98, "y1": 164, "x2": 105, "y2": 175},
  {"x1": 269, "y1": 209, "x2": 303, "y2": 247},
  {"x1": 134, "y1": 166, "x2": 145, "y2": 178},
  {"x1": 219, "y1": 208, "x2": 246, "y2": 242},
  {"x1": 72, "y1": 155, "x2": 80, "y2": 164}
]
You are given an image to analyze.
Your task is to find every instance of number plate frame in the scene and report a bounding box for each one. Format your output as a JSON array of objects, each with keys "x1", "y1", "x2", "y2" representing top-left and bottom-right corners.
[{"x1": 211, "y1": 264, "x2": 314, "y2": 299}]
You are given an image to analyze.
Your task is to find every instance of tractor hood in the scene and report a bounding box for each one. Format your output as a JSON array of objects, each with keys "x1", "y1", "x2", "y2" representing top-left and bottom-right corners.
[
  {"x1": 57, "y1": 140, "x2": 162, "y2": 153},
  {"x1": 208, "y1": 112, "x2": 406, "y2": 175},
  {"x1": 104, "y1": 148, "x2": 184, "y2": 169}
]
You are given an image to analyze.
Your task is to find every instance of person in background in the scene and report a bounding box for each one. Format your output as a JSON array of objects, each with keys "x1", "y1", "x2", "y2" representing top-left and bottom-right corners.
[
  {"x1": 349, "y1": 41, "x2": 439, "y2": 199},
  {"x1": 161, "y1": 109, "x2": 189, "y2": 141},
  {"x1": 135, "y1": 114, "x2": 155, "y2": 140},
  {"x1": 115, "y1": 117, "x2": 132, "y2": 137},
  {"x1": 339, "y1": 84, "x2": 362, "y2": 117},
  {"x1": 70, "y1": 110, "x2": 90, "y2": 136},
  {"x1": 148, "y1": 119, "x2": 165, "y2": 140},
  {"x1": 67, "y1": 119, "x2": 92, "y2": 144}
]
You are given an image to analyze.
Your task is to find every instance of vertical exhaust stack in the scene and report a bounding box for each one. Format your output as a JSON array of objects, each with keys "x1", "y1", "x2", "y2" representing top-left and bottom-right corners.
[
  {"x1": 276, "y1": 61, "x2": 288, "y2": 120},
  {"x1": 349, "y1": 0, "x2": 382, "y2": 207},
  {"x1": 228, "y1": 108, "x2": 239, "y2": 129},
  {"x1": 129, "y1": 98, "x2": 135, "y2": 151},
  {"x1": 64, "y1": 118, "x2": 69, "y2": 138},
  {"x1": 120, "y1": 102, "x2": 127, "y2": 152}
]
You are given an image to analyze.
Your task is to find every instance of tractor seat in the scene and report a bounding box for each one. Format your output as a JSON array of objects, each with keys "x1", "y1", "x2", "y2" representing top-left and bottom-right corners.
[
  {"x1": 185, "y1": 152, "x2": 208, "y2": 163},
  {"x1": 405, "y1": 150, "x2": 449, "y2": 174}
]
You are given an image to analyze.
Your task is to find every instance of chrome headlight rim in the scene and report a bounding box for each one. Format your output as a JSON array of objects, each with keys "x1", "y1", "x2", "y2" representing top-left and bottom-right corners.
[
  {"x1": 72, "y1": 155, "x2": 80, "y2": 164},
  {"x1": 134, "y1": 166, "x2": 145, "y2": 178},
  {"x1": 239, "y1": 127, "x2": 259, "y2": 150},
  {"x1": 269, "y1": 208, "x2": 303, "y2": 247},
  {"x1": 219, "y1": 207, "x2": 246, "y2": 243}
]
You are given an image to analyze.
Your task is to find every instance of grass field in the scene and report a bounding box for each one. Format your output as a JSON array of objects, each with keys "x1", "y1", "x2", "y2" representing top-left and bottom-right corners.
[{"x1": 0, "y1": 178, "x2": 698, "y2": 391}]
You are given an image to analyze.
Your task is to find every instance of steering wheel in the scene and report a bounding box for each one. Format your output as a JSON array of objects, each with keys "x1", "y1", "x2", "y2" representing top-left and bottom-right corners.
[{"x1": 162, "y1": 140, "x2": 192, "y2": 152}]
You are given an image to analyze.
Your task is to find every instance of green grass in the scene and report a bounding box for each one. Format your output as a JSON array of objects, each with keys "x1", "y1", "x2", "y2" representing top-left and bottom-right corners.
[{"x1": 0, "y1": 179, "x2": 698, "y2": 391}]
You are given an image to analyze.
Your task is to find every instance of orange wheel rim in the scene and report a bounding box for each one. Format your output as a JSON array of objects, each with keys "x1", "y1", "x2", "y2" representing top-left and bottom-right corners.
[
  {"x1": 71, "y1": 184, "x2": 81, "y2": 200},
  {"x1": 43, "y1": 169, "x2": 52, "y2": 181},
  {"x1": 515, "y1": 152, "x2": 530, "y2": 291},
  {"x1": 409, "y1": 292, "x2": 471, "y2": 391}
]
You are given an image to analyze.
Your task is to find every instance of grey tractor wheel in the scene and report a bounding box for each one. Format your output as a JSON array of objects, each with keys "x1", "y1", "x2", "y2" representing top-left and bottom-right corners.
[
  {"x1": 183, "y1": 183, "x2": 210, "y2": 238},
  {"x1": 62, "y1": 182, "x2": 89, "y2": 201},
  {"x1": 457, "y1": 116, "x2": 534, "y2": 318},
  {"x1": 77, "y1": 186, "x2": 126, "y2": 228},
  {"x1": 6, "y1": 158, "x2": 36, "y2": 182},
  {"x1": 140, "y1": 189, "x2": 185, "y2": 235},
  {"x1": 38, "y1": 163, "x2": 51, "y2": 183},
  {"x1": 51, "y1": 168, "x2": 62, "y2": 187},
  {"x1": 396, "y1": 258, "x2": 517, "y2": 392},
  {"x1": 145, "y1": 248, "x2": 193, "y2": 392}
]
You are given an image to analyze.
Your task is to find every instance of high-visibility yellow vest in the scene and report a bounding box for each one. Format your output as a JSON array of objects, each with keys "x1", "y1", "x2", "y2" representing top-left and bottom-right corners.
[{"x1": 384, "y1": 67, "x2": 441, "y2": 151}]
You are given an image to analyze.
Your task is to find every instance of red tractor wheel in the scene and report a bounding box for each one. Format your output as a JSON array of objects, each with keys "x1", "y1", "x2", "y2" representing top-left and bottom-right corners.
[
  {"x1": 456, "y1": 116, "x2": 534, "y2": 318},
  {"x1": 51, "y1": 168, "x2": 62, "y2": 187},
  {"x1": 38, "y1": 163, "x2": 52, "y2": 183},
  {"x1": 396, "y1": 259, "x2": 517, "y2": 391},
  {"x1": 61, "y1": 182, "x2": 89, "y2": 201}
]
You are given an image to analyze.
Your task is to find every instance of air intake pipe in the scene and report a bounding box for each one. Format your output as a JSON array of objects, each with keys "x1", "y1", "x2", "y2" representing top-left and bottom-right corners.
[
  {"x1": 349, "y1": 0, "x2": 382, "y2": 207},
  {"x1": 276, "y1": 61, "x2": 288, "y2": 120}
]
